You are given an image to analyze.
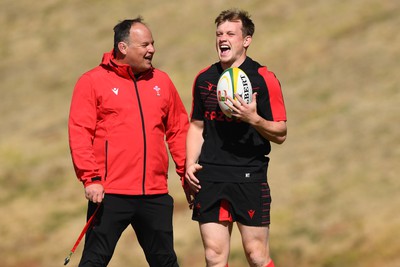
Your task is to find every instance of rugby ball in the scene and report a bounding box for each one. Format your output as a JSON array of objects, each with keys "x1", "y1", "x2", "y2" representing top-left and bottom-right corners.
[{"x1": 217, "y1": 67, "x2": 253, "y2": 117}]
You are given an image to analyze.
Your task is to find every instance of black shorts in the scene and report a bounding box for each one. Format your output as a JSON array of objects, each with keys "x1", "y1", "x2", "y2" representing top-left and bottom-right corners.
[{"x1": 192, "y1": 181, "x2": 271, "y2": 226}]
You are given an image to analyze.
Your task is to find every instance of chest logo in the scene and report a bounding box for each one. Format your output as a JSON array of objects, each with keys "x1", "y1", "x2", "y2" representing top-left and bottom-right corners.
[
  {"x1": 206, "y1": 81, "x2": 216, "y2": 91},
  {"x1": 112, "y1": 88, "x2": 119, "y2": 95},
  {"x1": 153, "y1": 86, "x2": 161, "y2": 96}
]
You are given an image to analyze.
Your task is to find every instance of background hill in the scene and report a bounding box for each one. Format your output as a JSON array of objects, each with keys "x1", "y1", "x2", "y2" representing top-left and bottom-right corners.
[{"x1": 0, "y1": 0, "x2": 399, "y2": 266}]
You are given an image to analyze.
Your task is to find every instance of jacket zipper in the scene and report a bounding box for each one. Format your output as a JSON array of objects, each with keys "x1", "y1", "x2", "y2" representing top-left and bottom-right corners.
[{"x1": 131, "y1": 76, "x2": 147, "y2": 195}]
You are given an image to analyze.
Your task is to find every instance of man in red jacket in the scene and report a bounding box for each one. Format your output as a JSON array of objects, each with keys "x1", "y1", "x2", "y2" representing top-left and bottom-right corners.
[{"x1": 68, "y1": 17, "x2": 189, "y2": 267}]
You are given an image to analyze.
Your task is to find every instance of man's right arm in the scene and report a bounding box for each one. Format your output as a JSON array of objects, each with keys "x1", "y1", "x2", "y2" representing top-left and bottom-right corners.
[
  {"x1": 185, "y1": 120, "x2": 204, "y2": 192},
  {"x1": 68, "y1": 74, "x2": 104, "y2": 202}
]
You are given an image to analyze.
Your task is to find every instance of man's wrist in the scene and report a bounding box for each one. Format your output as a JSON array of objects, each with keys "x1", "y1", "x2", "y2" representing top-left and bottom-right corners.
[
  {"x1": 185, "y1": 161, "x2": 197, "y2": 169},
  {"x1": 249, "y1": 114, "x2": 263, "y2": 126}
]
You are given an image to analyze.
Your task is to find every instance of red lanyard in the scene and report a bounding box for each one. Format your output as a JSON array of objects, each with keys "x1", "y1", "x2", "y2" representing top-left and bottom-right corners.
[{"x1": 64, "y1": 204, "x2": 101, "y2": 265}]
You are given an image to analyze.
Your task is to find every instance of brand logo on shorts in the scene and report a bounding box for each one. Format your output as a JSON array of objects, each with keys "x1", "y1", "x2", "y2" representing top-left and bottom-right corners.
[
  {"x1": 248, "y1": 209, "x2": 255, "y2": 219},
  {"x1": 245, "y1": 173, "x2": 250, "y2": 178},
  {"x1": 194, "y1": 203, "x2": 201, "y2": 217}
]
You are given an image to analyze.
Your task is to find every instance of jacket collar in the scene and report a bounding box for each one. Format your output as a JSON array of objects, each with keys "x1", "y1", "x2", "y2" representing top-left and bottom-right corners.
[{"x1": 100, "y1": 50, "x2": 153, "y2": 80}]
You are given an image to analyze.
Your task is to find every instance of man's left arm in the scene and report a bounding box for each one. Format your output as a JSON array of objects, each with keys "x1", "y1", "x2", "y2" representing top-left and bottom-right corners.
[
  {"x1": 164, "y1": 82, "x2": 189, "y2": 177},
  {"x1": 226, "y1": 92, "x2": 287, "y2": 144}
]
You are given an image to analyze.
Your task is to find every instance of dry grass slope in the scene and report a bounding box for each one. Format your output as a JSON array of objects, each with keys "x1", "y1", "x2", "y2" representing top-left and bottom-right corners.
[{"x1": 0, "y1": 0, "x2": 399, "y2": 266}]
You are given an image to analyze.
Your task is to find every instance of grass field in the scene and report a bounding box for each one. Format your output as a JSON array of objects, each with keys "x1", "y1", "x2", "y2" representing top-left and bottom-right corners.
[{"x1": 0, "y1": 0, "x2": 399, "y2": 266}]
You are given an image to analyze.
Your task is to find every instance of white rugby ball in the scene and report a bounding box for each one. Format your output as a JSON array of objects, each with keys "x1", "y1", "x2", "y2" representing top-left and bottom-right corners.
[{"x1": 217, "y1": 67, "x2": 253, "y2": 117}]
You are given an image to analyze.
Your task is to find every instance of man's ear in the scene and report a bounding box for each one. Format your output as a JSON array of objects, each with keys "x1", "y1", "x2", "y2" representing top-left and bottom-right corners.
[
  {"x1": 118, "y1": 42, "x2": 128, "y2": 55},
  {"x1": 243, "y1": 36, "x2": 252, "y2": 48}
]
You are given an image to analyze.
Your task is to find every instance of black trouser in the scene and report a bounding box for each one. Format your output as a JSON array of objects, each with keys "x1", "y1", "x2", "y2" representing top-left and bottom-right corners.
[{"x1": 79, "y1": 194, "x2": 179, "y2": 267}]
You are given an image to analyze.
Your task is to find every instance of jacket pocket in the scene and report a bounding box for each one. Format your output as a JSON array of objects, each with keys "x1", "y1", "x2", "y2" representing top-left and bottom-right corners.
[{"x1": 104, "y1": 140, "x2": 108, "y2": 181}]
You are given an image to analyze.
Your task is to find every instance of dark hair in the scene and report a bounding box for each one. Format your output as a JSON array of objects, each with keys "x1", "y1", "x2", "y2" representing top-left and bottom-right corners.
[
  {"x1": 214, "y1": 9, "x2": 255, "y2": 37},
  {"x1": 113, "y1": 17, "x2": 144, "y2": 56}
]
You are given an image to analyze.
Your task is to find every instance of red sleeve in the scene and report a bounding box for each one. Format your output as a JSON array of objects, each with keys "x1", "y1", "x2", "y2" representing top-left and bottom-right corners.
[
  {"x1": 68, "y1": 74, "x2": 101, "y2": 186},
  {"x1": 258, "y1": 67, "x2": 287, "y2": 121},
  {"x1": 164, "y1": 78, "x2": 189, "y2": 178}
]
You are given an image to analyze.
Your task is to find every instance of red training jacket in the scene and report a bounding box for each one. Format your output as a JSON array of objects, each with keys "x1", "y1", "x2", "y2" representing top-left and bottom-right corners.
[{"x1": 68, "y1": 50, "x2": 189, "y2": 195}]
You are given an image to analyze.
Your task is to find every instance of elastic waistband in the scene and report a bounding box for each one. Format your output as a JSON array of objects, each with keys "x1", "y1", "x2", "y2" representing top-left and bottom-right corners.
[{"x1": 196, "y1": 163, "x2": 267, "y2": 183}]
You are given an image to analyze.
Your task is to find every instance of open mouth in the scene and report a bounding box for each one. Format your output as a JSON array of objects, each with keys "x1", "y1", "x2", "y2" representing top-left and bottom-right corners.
[{"x1": 220, "y1": 45, "x2": 230, "y2": 56}]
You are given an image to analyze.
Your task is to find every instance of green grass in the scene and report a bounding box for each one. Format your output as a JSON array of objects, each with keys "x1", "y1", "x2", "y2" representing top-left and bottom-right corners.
[{"x1": 1, "y1": 0, "x2": 399, "y2": 266}]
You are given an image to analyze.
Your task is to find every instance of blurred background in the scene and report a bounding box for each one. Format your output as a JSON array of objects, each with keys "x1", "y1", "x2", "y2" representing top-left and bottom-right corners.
[{"x1": 0, "y1": 0, "x2": 399, "y2": 266}]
